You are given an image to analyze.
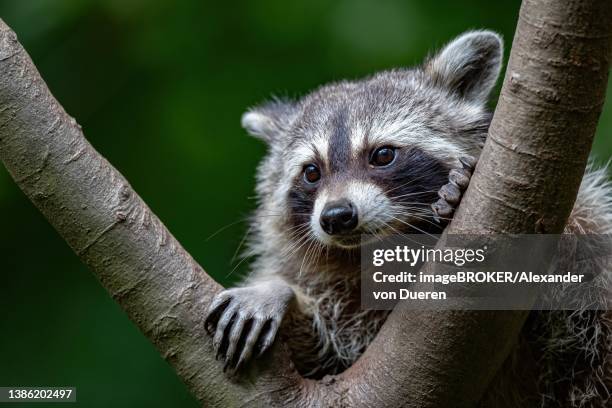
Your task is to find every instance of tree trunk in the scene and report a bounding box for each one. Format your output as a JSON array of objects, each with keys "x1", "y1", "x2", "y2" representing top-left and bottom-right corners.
[{"x1": 0, "y1": 0, "x2": 610, "y2": 406}]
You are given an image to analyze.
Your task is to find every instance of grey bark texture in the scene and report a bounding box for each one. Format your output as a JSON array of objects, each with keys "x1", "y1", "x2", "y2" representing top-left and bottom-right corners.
[{"x1": 0, "y1": 0, "x2": 610, "y2": 406}]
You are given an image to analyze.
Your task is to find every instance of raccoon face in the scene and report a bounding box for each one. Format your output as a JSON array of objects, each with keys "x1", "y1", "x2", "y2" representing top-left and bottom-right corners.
[{"x1": 243, "y1": 31, "x2": 503, "y2": 249}]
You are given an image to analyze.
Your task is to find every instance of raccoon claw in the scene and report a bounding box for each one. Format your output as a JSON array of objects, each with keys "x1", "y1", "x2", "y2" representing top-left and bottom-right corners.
[
  {"x1": 448, "y1": 168, "x2": 471, "y2": 189},
  {"x1": 204, "y1": 283, "x2": 293, "y2": 375},
  {"x1": 459, "y1": 155, "x2": 477, "y2": 171},
  {"x1": 432, "y1": 200, "x2": 454, "y2": 222},
  {"x1": 432, "y1": 155, "x2": 478, "y2": 223},
  {"x1": 438, "y1": 183, "x2": 462, "y2": 205}
]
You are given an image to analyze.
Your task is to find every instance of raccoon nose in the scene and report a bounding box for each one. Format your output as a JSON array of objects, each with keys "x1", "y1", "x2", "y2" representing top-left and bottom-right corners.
[{"x1": 320, "y1": 200, "x2": 358, "y2": 235}]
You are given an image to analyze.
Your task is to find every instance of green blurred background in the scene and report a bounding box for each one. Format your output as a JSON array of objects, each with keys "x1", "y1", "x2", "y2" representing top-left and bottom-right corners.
[{"x1": 0, "y1": 1, "x2": 610, "y2": 407}]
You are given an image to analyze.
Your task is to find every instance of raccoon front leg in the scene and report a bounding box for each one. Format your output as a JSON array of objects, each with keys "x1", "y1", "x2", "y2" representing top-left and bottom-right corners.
[
  {"x1": 204, "y1": 278, "x2": 295, "y2": 373},
  {"x1": 432, "y1": 155, "x2": 477, "y2": 223}
]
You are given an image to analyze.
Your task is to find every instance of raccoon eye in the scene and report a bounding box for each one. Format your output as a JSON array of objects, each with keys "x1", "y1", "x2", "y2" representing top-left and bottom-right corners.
[
  {"x1": 303, "y1": 164, "x2": 321, "y2": 183},
  {"x1": 370, "y1": 146, "x2": 396, "y2": 167}
]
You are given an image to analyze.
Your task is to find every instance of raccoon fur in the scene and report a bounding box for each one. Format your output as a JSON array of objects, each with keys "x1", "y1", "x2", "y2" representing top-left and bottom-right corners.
[{"x1": 205, "y1": 30, "x2": 612, "y2": 407}]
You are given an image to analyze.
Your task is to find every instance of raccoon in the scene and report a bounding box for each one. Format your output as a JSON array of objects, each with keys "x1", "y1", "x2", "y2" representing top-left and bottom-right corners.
[{"x1": 205, "y1": 31, "x2": 612, "y2": 406}]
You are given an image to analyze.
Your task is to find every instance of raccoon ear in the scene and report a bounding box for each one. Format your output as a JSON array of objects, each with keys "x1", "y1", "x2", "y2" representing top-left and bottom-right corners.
[
  {"x1": 241, "y1": 98, "x2": 298, "y2": 143},
  {"x1": 425, "y1": 30, "x2": 503, "y2": 103}
]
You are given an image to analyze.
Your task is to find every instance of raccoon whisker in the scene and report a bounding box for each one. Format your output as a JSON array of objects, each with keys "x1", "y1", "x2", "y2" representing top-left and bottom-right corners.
[
  {"x1": 393, "y1": 209, "x2": 454, "y2": 222},
  {"x1": 280, "y1": 212, "x2": 313, "y2": 216},
  {"x1": 206, "y1": 212, "x2": 309, "y2": 242},
  {"x1": 225, "y1": 251, "x2": 255, "y2": 278},
  {"x1": 283, "y1": 234, "x2": 312, "y2": 257},
  {"x1": 291, "y1": 219, "x2": 312, "y2": 226},
  {"x1": 423, "y1": 213, "x2": 454, "y2": 221},
  {"x1": 211, "y1": 217, "x2": 310, "y2": 273},
  {"x1": 358, "y1": 204, "x2": 429, "y2": 225},
  {"x1": 205, "y1": 218, "x2": 250, "y2": 241},
  {"x1": 231, "y1": 225, "x2": 253, "y2": 264},
  {"x1": 310, "y1": 238, "x2": 325, "y2": 268},
  {"x1": 281, "y1": 229, "x2": 312, "y2": 258},
  {"x1": 390, "y1": 209, "x2": 436, "y2": 221},
  {"x1": 391, "y1": 210, "x2": 444, "y2": 230},
  {"x1": 381, "y1": 223, "x2": 413, "y2": 243},
  {"x1": 390, "y1": 206, "x2": 437, "y2": 216},
  {"x1": 279, "y1": 241, "x2": 310, "y2": 270},
  {"x1": 391, "y1": 210, "x2": 436, "y2": 219},
  {"x1": 388, "y1": 210, "x2": 433, "y2": 220},
  {"x1": 391, "y1": 189, "x2": 438, "y2": 198},
  {"x1": 286, "y1": 222, "x2": 311, "y2": 234},
  {"x1": 310, "y1": 242, "x2": 325, "y2": 275},
  {"x1": 392, "y1": 206, "x2": 433, "y2": 213},
  {"x1": 254, "y1": 211, "x2": 311, "y2": 219},
  {"x1": 368, "y1": 220, "x2": 403, "y2": 241},
  {"x1": 402, "y1": 209, "x2": 454, "y2": 221},
  {"x1": 285, "y1": 221, "x2": 311, "y2": 235},
  {"x1": 389, "y1": 201, "x2": 431, "y2": 206},
  {"x1": 282, "y1": 225, "x2": 318, "y2": 258},
  {"x1": 298, "y1": 241, "x2": 313, "y2": 278},
  {"x1": 278, "y1": 233, "x2": 309, "y2": 259},
  {"x1": 382, "y1": 171, "x2": 445, "y2": 195},
  {"x1": 308, "y1": 237, "x2": 325, "y2": 269},
  {"x1": 287, "y1": 226, "x2": 313, "y2": 244},
  {"x1": 363, "y1": 225, "x2": 386, "y2": 244},
  {"x1": 249, "y1": 221, "x2": 310, "y2": 257},
  {"x1": 251, "y1": 211, "x2": 284, "y2": 216},
  {"x1": 298, "y1": 236, "x2": 319, "y2": 278},
  {"x1": 390, "y1": 190, "x2": 439, "y2": 199},
  {"x1": 378, "y1": 220, "x2": 432, "y2": 248},
  {"x1": 396, "y1": 221, "x2": 439, "y2": 241},
  {"x1": 394, "y1": 211, "x2": 440, "y2": 219},
  {"x1": 279, "y1": 232, "x2": 309, "y2": 256},
  {"x1": 285, "y1": 231, "x2": 310, "y2": 246},
  {"x1": 387, "y1": 214, "x2": 440, "y2": 241}
]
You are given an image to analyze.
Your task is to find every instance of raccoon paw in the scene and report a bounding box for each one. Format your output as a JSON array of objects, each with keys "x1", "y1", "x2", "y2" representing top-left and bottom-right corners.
[
  {"x1": 204, "y1": 282, "x2": 294, "y2": 374},
  {"x1": 432, "y1": 155, "x2": 477, "y2": 223}
]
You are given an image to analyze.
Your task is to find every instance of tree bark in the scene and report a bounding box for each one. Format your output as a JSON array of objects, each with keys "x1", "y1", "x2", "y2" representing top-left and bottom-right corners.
[{"x1": 0, "y1": 0, "x2": 610, "y2": 407}]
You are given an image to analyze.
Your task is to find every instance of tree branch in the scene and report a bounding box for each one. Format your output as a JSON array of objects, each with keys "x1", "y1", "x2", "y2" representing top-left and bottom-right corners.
[
  {"x1": 0, "y1": 0, "x2": 610, "y2": 406},
  {"x1": 0, "y1": 19, "x2": 302, "y2": 407}
]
